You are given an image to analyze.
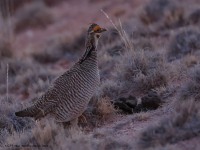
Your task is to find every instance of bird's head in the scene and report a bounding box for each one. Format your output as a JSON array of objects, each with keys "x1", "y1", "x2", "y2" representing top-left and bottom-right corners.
[{"x1": 87, "y1": 23, "x2": 107, "y2": 47}]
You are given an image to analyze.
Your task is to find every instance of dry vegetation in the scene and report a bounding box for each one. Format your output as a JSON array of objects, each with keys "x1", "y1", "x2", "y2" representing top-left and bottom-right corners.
[
  {"x1": 13, "y1": 1, "x2": 53, "y2": 34},
  {"x1": 0, "y1": 0, "x2": 200, "y2": 149},
  {"x1": 0, "y1": 40, "x2": 12, "y2": 58},
  {"x1": 139, "y1": 100, "x2": 200, "y2": 149},
  {"x1": 168, "y1": 28, "x2": 200, "y2": 60}
]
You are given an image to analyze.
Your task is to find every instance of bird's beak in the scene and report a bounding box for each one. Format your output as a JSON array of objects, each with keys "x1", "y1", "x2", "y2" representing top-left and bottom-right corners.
[{"x1": 100, "y1": 28, "x2": 107, "y2": 32}]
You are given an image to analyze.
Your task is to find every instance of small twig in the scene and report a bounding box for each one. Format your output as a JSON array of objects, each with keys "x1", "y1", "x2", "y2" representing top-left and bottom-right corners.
[
  {"x1": 118, "y1": 19, "x2": 132, "y2": 50},
  {"x1": 100, "y1": 9, "x2": 133, "y2": 51},
  {"x1": 100, "y1": 9, "x2": 119, "y2": 32},
  {"x1": 100, "y1": 9, "x2": 124, "y2": 42}
]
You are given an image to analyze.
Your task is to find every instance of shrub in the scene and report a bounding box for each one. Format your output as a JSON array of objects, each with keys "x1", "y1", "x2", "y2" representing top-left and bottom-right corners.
[
  {"x1": 0, "y1": 41, "x2": 13, "y2": 58},
  {"x1": 98, "y1": 42, "x2": 122, "y2": 81},
  {"x1": 95, "y1": 97, "x2": 116, "y2": 119},
  {"x1": 83, "y1": 97, "x2": 116, "y2": 128},
  {"x1": 14, "y1": 1, "x2": 53, "y2": 33},
  {"x1": 4, "y1": 118, "x2": 131, "y2": 150},
  {"x1": 95, "y1": 80, "x2": 121, "y2": 100},
  {"x1": 138, "y1": 100, "x2": 200, "y2": 148},
  {"x1": 0, "y1": 59, "x2": 55, "y2": 99},
  {"x1": 115, "y1": 50, "x2": 167, "y2": 96},
  {"x1": 182, "y1": 55, "x2": 199, "y2": 68},
  {"x1": 133, "y1": 38, "x2": 154, "y2": 51},
  {"x1": 188, "y1": 9, "x2": 200, "y2": 25},
  {"x1": 168, "y1": 29, "x2": 200, "y2": 60},
  {"x1": 0, "y1": 97, "x2": 34, "y2": 144},
  {"x1": 179, "y1": 65, "x2": 200, "y2": 101},
  {"x1": 140, "y1": 0, "x2": 185, "y2": 30},
  {"x1": 105, "y1": 41, "x2": 125, "y2": 57}
]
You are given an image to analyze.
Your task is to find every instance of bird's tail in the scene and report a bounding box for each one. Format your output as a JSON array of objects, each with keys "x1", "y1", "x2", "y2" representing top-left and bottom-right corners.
[
  {"x1": 15, "y1": 101, "x2": 54, "y2": 120},
  {"x1": 15, "y1": 105, "x2": 39, "y2": 118},
  {"x1": 15, "y1": 105, "x2": 46, "y2": 120}
]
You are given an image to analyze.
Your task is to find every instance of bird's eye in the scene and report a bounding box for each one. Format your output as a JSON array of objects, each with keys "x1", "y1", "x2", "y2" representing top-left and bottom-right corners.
[
  {"x1": 93, "y1": 29, "x2": 100, "y2": 33},
  {"x1": 96, "y1": 35, "x2": 100, "y2": 38},
  {"x1": 93, "y1": 26, "x2": 101, "y2": 32}
]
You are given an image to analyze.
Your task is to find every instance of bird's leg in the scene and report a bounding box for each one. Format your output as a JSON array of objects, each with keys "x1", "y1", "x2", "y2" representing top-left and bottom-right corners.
[
  {"x1": 62, "y1": 118, "x2": 78, "y2": 129},
  {"x1": 62, "y1": 122, "x2": 70, "y2": 128},
  {"x1": 70, "y1": 118, "x2": 78, "y2": 129}
]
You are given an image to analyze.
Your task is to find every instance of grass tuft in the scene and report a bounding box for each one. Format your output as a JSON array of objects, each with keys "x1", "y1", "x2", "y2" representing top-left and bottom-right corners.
[
  {"x1": 187, "y1": 9, "x2": 200, "y2": 25},
  {"x1": 0, "y1": 41, "x2": 13, "y2": 58},
  {"x1": 14, "y1": 1, "x2": 53, "y2": 33},
  {"x1": 168, "y1": 28, "x2": 200, "y2": 60},
  {"x1": 115, "y1": 50, "x2": 167, "y2": 96},
  {"x1": 179, "y1": 65, "x2": 200, "y2": 101},
  {"x1": 138, "y1": 100, "x2": 200, "y2": 148},
  {"x1": 140, "y1": 0, "x2": 184, "y2": 29}
]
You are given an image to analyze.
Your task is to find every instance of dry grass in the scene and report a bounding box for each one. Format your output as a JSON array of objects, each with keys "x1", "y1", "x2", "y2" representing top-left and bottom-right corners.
[
  {"x1": 183, "y1": 55, "x2": 199, "y2": 68},
  {"x1": 115, "y1": 50, "x2": 168, "y2": 96},
  {"x1": 96, "y1": 97, "x2": 116, "y2": 118},
  {"x1": 96, "y1": 80, "x2": 121, "y2": 100},
  {"x1": 138, "y1": 100, "x2": 200, "y2": 149},
  {"x1": 0, "y1": 59, "x2": 56, "y2": 99},
  {"x1": 101, "y1": 9, "x2": 133, "y2": 51},
  {"x1": 168, "y1": 28, "x2": 200, "y2": 60},
  {"x1": 0, "y1": 97, "x2": 34, "y2": 144},
  {"x1": 187, "y1": 9, "x2": 200, "y2": 25},
  {"x1": 140, "y1": 0, "x2": 185, "y2": 29},
  {"x1": 179, "y1": 65, "x2": 200, "y2": 101},
  {"x1": 0, "y1": 40, "x2": 12, "y2": 59},
  {"x1": 13, "y1": 1, "x2": 53, "y2": 33},
  {"x1": 0, "y1": 0, "x2": 200, "y2": 149},
  {"x1": 82, "y1": 96, "x2": 116, "y2": 128},
  {"x1": 4, "y1": 118, "x2": 132, "y2": 150}
]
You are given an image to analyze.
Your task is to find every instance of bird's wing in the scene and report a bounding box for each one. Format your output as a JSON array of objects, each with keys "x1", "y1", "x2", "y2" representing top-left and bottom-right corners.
[
  {"x1": 49, "y1": 64, "x2": 81, "y2": 91},
  {"x1": 15, "y1": 66, "x2": 81, "y2": 119}
]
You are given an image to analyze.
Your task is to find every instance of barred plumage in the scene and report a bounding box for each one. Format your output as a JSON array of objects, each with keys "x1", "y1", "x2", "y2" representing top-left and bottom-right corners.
[{"x1": 15, "y1": 23, "x2": 107, "y2": 124}]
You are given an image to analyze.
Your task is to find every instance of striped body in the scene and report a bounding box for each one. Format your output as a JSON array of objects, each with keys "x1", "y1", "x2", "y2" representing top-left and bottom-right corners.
[
  {"x1": 16, "y1": 49, "x2": 99, "y2": 122},
  {"x1": 52, "y1": 50, "x2": 100, "y2": 122},
  {"x1": 15, "y1": 23, "x2": 106, "y2": 124}
]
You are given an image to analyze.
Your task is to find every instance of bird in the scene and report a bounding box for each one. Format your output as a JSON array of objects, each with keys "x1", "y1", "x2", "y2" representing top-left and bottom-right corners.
[{"x1": 15, "y1": 23, "x2": 107, "y2": 127}]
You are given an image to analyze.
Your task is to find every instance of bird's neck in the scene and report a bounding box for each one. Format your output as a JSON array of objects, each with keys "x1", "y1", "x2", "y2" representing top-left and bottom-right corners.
[{"x1": 78, "y1": 35, "x2": 98, "y2": 63}]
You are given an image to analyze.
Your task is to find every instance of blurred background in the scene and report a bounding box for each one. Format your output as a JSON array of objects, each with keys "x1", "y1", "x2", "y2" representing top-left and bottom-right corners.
[
  {"x1": 0, "y1": 0, "x2": 200, "y2": 149},
  {"x1": 0, "y1": 0, "x2": 152, "y2": 100},
  {"x1": 0, "y1": 0, "x2": 142, "y2": 58}
]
